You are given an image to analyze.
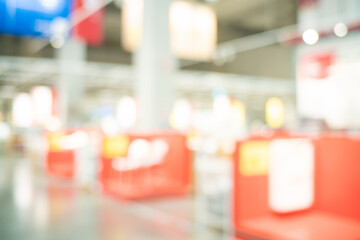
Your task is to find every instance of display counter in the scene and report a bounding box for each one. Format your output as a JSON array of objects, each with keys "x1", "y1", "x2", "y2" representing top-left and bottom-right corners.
[
  {"x1": 99, "y1": 130, "x2": 191, "y2": 199},
  {"x1": 233, "y1": 133, "x2": 360, "y2": 239}
]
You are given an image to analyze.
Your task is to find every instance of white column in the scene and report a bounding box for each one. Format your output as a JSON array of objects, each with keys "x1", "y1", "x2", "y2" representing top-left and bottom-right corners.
[
  {"x1": 56, "y1": 39, "x2": 86, "y2": 128},
  {"x1": 135, "y1": 0, "x2": 177, "y2": 130}
]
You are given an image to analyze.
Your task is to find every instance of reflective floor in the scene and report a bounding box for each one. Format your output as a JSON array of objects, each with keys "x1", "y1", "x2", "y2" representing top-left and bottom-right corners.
[{"x1": 0, "y1": 156, "x2": 235, "y2": 240}]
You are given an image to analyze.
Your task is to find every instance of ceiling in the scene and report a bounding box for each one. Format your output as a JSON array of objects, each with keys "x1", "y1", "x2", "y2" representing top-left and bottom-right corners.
[
  {"x1": 215, "y1": 0, "x2": 296, "y2": 41},
  {"x1": 0, "y1": 0, "x2": 298, "y2": 125},
  {"x1": 0, "y1": 0, "x2": 298, "y2": 86},
  {"x1": 0, "y1": 0, "x2": 296, "y2": 69}
]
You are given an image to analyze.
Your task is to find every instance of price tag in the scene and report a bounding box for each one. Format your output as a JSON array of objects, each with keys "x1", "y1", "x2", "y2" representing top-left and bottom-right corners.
[
  {"x1": 239, "y1": 141, "x2": 269, "y2": 176},
  {"x1": 48, "y1": 132, "x2": 65, "y2": 152},
  {"x1": 103, "y1": 135, "x2": 130, "y2": 159}
]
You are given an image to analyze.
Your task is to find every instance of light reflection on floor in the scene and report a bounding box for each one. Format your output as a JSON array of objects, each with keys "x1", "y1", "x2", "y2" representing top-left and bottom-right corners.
[{"x1": 0, "y1": 157, "x2": 236, "y2": 240}]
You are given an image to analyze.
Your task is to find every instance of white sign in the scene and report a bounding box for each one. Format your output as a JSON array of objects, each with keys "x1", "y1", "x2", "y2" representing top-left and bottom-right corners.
[
  {"x1": 297, "y1": 36, "x2": 360, "y2": 129},
  {"x1": 112, "y1": 138, "x2": 169, "y2": 171},
  {"x1": 269, "y1": 139, "x2": 314, "y2": 213}
]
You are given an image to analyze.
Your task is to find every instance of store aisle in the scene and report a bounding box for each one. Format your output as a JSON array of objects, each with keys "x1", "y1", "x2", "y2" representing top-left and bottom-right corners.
[{"x1": 0, "y1": 157, "x2": 233, "y2": 240}]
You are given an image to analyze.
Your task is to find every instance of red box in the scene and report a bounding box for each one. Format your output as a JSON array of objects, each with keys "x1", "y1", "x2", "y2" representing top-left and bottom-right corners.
[
  {"x1": 45, "y1": 128, "x2": 101, "y2": 179},
  {"x1": 46, "y1": 150, "x2": 75, "y2": 179},
  {"x1": 233, "y1": 133, "x2": 360, "y2": 239},
  {"x1": 99, "y1": 131, "x2": 191, "y2": 199},
  {"x1": 46, "y1": 130, "x2": 76, "y2": 179}
]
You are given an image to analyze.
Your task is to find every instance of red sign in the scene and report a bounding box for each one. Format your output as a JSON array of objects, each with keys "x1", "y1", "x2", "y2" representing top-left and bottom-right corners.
[
  {"x1": 299, "y1": 52, "x2": 335, "y2": 79},
  {"x1": 73, "y1": 0, "x2": 104, "y2": 46}
]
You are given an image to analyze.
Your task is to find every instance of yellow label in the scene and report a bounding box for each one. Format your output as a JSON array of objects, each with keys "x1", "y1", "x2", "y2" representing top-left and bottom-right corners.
[
  {"x1": 48, "y1": 132, "x2": 65, "y2": 152},
  {"x1": 266, "y1": 97, "x2": 284, "y2": 129},
  {"x1": 103, "y1": 135, "x2": 130, "y2": 159},
  {"x1": 240, "y1": 141, "x2": 269, "y2": 176}
]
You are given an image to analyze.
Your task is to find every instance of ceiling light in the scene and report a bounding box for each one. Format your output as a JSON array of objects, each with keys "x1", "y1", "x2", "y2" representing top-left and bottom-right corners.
[
  {"x1": 334, "y1": 23, "x2": 348, "y2": 37},
  {"x1": 302, "y1": 29, "x2": 319, "y2": 45}
]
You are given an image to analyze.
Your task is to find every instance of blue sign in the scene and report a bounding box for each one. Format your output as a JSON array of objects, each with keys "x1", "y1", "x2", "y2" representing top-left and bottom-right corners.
[{"x1": 0, "y1": 0, "x2": 72, "y2": 38}]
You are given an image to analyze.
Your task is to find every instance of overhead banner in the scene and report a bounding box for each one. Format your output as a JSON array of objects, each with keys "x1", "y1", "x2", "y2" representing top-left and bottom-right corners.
[
  {"x1": 121, "y1": 0, "x2": 217, "y2": 61},
  {"x1": 169, "y1": 1, "x2": 217, "y2": 61},
  {"x1": 73, "y1": 0, "x2": 104, "y2": 46},
  {"x1": 0, "y1": 0, "x2": 72, "y2": 38}
]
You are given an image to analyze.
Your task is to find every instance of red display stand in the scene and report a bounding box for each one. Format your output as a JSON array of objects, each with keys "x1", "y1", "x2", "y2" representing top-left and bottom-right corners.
[
  {"x1": 233, "y1": 133, "x2": 360, "y2": 240},
  {"x1": 99, "y1": 131, "x2": 191, "y2": 199},
  {"x1": 45, "y1": 129, "x2": 101, "y2": 179},
  {"x1": 46, "y1": 130, "x2": 76, "y2": 179},
  {"x1": 46, "y1": 150, "x2": 75, "y2": 179}
]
